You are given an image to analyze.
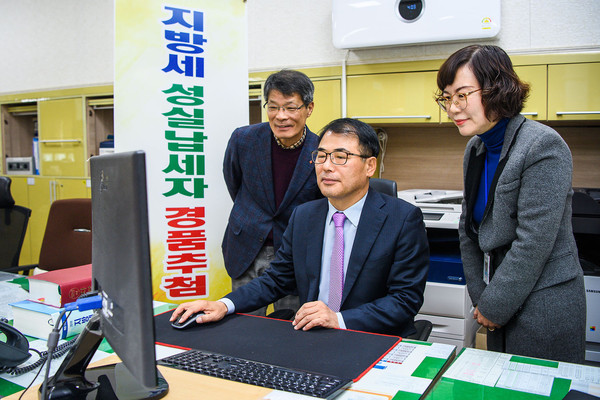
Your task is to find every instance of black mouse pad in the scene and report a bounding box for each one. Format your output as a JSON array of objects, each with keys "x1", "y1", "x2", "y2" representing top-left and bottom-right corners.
[
  {"x1": 563, "y1": 390, "x2": 600, "y2": 400},
  {"x1": 154, "y1": 311, "x2": 400, "y2": 381}
]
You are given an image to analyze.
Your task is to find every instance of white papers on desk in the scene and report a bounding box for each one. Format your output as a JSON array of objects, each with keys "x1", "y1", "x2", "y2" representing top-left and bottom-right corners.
[
  {"x1": 444, "y1": 348, "x2": 600, "y2": 397},
  {"x1": 495, "y1": 370, "x2": 554, "y2": 396},
  {"x1": 558, "y1": 363, "x2": 600, "y2": 384},
  {"x1": 443, "y1": 348, "x2": 509, "y2": 386},
  {"x1": 350, "y1": 341, "x2": 455, "y2": 397},
  {"x1": 0, "y1": 281, "x2": 29, "y2": 320}
]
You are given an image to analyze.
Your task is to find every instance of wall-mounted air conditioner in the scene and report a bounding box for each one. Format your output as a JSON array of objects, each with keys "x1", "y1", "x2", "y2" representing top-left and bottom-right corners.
[{"x1": 332, "y1": 0, "x2": 501, "y2": 49}]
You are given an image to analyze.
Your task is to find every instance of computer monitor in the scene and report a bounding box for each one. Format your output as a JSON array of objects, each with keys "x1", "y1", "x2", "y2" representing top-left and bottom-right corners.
[{"x1": 43, "y1": 151, "x2": 168, "y2": 399}]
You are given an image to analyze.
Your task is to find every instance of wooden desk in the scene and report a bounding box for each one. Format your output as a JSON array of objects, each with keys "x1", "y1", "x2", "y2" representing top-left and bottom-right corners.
[
  {"x1": 5, "y1": 355, "x2": 271, "y2": 400},
  {"x1": 5, "y1": 340, "x2": 457, "y2": 400}
]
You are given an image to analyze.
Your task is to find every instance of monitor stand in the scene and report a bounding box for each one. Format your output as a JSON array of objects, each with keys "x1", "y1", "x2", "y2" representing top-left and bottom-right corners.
[{"x1": 41, "y1": 313, "x2": 168, "y2": 400}]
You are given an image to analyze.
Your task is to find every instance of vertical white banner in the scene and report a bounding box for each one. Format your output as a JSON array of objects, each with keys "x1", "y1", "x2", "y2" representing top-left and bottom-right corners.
[{"x1": 115, "y1": 1, "x2": 247, "y2": 303}]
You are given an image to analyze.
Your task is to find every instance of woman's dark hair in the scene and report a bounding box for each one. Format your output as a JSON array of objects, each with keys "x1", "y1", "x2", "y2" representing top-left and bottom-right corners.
[
  {"x1": 264, "y1": 69, "x2": 314, "y2": 105},
  {"x1": 319, "y1": 118, "x2": 380, "y2": 159},
  {"x1": 436, "y1": 45, "x2": 530, "y2": 120}
]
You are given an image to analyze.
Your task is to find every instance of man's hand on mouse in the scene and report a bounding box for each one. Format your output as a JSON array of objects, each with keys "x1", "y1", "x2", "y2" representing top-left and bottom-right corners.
[{"x1": 170, "y1": 300, "x2": 228, "y2": 325}]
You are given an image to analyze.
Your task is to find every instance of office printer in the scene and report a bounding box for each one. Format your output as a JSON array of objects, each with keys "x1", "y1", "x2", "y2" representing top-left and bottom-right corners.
[
  {"x1": 400, "y1": 189, "x2": 462, "y2": 229},
  {"x1": 572, "y1": 188, "x2": 600, "y2": 363},
  {"x1": 399, "y1": 189, "x2": 478, "y2": 350}
]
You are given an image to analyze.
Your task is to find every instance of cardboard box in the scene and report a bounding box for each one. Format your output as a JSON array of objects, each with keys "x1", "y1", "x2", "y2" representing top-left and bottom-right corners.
[{"x1": 475, "y1": 326, "x2": 487, "y2": 350}]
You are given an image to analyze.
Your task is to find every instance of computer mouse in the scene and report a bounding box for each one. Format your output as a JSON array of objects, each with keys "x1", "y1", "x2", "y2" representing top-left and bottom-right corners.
[{"x1": 171, "y1": 311, "x2": 205, "y2": 330}]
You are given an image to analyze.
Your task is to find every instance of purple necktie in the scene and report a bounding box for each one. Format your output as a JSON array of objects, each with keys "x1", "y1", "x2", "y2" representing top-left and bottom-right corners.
[{"x1": 329, "y1": 212, "x2": 346, "y2": 312}]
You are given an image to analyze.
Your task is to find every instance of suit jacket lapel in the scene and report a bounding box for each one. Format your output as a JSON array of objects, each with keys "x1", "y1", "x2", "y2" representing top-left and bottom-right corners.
[
  {"x1": 276, "y1": 128, "x2": 317, "y2": 214},
  {"x1": 482, "y1": 116, "x2": 526, "y2": 222},
  {"x1": 464, "y1": 142, "x2": 485, "y2": 242},
  {"x1": 255, "y1": 124, "x2": 276, "y2": 213},
  {"x1": 342, "y1": 189, "x2": 386, "y2": 305}
]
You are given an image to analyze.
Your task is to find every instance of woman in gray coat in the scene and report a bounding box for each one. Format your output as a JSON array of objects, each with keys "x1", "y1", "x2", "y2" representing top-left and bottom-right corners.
[{"x1": 436, "y1": 45, "x2": 586, "y2": 363}]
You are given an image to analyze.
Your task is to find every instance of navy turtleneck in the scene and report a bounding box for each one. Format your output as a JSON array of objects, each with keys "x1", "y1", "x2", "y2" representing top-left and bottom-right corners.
[{"x1": 473, "y1": 118, "x2": 509, "y2": 224}]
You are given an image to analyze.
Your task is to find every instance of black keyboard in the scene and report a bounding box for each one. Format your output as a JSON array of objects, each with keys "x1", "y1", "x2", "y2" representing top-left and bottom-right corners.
[{"x1": 158, "y1": 349, "x2": 351, "y2": 399}]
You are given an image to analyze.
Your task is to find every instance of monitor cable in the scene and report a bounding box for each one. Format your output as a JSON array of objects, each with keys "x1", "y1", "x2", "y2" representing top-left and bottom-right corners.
[
  {"x1": 39, "y1": 294, "x2": 102, "y2": 400},
  {"x1": 39, "y1": 308, "x2": 68, "y2": 400},
  {"x1": 14, "y1": 310, "x2": 71, "y2": 400}
]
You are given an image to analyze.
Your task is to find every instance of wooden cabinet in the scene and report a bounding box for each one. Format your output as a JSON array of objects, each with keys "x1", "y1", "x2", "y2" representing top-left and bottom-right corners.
[
  {"x1": 1, "y1": 86, "x2": 111, "y2": 265},
  {"x1": 86, "y1": 96, "x2": 114, "y2": 160},
  {"x1": 38, "y1": 98, "x2": 86, "y2": 176},
  {"x1": 1, "y1": 103, "x2": 37, "y2": 174},
  {"x1": 1, "y1": 86, "x2": 113, "y2": 176},
  {"x1": 548, "y1": 62, "x2": 600, "y2": 120},
  {"x1": 309, "y1": 79, "x2": 342, "y2": 134},
  {"x1": 515, "y1": 65, "x2": 548, "y2": 120},
  {"x1": 347, "y1": 71, "x2": 440, "y2": 124}
]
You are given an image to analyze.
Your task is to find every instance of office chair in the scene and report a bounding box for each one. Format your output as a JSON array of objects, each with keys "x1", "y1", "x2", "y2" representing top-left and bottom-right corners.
[
  {"x1": 0, "y1": 177, "x2": 32, "y2": 273},
  {"x1": 370, "y1": 178, "x2": 398, "y2": 197},
  {"x1": 406, "y1": 320, "x2": 433, "y2": 341},
  {"x1": 24, "y1": 198, "x2": 92, "y2": 273}
]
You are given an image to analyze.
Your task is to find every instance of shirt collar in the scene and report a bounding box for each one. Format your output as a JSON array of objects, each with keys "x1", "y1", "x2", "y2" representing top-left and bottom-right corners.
[{"x1": 326, "y1": 191, "x2": 368, "y2": 228}]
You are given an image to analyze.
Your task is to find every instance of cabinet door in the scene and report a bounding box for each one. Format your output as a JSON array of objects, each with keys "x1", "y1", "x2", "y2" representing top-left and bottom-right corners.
[
  {"x1": 309, "y1": 79, "x2": 342, "y2": 134},
  {"x1": 548, "y1": 63, "x2": 600, "y2": 120},
  {"x1": 515, "y1": 65, "x2": 547, "y2": 120},
  {"x1": 38, "y1": 98, "x2": 86, "y2": 176},
  {"x1": 55, "y1": 178, "x2": 90, "y2": 200},
  {"x1": 347, "y1": 71, "x2": 440, "y2": 123},
  {"x1": 26, "y1": 177, "x2": 53, "y2": 263}
]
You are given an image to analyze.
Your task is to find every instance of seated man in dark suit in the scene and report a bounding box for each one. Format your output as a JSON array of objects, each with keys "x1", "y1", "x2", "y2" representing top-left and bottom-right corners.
[{"x1": 171, "y1": 118, "x2": 429, "y2": 337}]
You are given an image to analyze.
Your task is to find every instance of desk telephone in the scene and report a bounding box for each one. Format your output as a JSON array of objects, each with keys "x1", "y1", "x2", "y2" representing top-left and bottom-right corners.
[
  {"x1": 0, "y1": 319, "x2": 78, "y2": 375},
  {"x1": 0, "y1": 319, "x2": 31, "y2": 368}
]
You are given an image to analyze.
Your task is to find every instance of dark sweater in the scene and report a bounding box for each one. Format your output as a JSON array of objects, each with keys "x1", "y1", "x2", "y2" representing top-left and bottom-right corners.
[
  {"x1": 267, "y1": 134, "x2": 304, "y2": 244},
  {"x1": 473, "y1": 118, "x2": 509, "y2": 224}
]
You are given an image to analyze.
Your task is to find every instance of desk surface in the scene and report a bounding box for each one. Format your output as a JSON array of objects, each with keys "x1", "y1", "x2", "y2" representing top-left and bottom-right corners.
[
  {"x1": 1, "y1": 293, "x2": 455, "y2": 400},
  {"x1": 8, "y1": 344, "x2": 600, "y2": 400},
  {"x1": 3, "y1": 339, "x2": 456, "y2": 400},
  {"x1": 5, "y1": 354, "x2": 273, "y2": 400}
]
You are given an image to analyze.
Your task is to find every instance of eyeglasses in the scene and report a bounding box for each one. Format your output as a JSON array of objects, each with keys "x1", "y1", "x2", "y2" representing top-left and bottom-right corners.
[
  {"x1": 263, "y1": 103, "x2": 306, "y2": 114},
  {"x1": 311, "y1": 150, "x2": 370, "y2": 165},
  {"x1": 435, "y1": 88, "x2": 482, "y2": 112}
]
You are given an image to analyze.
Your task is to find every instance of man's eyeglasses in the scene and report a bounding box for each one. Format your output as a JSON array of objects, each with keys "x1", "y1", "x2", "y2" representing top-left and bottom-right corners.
[
  {"x1": 311, "y1": 150, "x2": 371, "y2": 165},
  {"x1": 435, "y1": 88, "x2": 482, "y2": 112},
  {"x1": 263, "y1": 103, "x2": 306, "y2": 114}
]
